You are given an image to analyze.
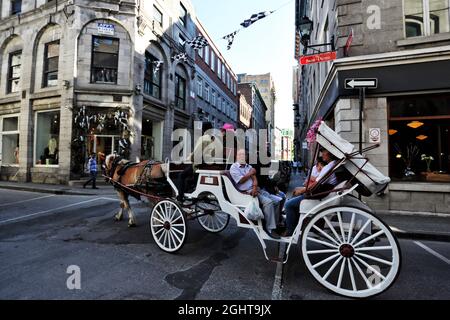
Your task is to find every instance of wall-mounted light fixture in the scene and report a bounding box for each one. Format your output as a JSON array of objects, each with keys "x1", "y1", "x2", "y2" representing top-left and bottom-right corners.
[
  {"x1": 63, "y1": 80, "x2": 71, "y2": 89},
  {"x1": 298, "y1": 16, "x2": 335, "y2": 54}
]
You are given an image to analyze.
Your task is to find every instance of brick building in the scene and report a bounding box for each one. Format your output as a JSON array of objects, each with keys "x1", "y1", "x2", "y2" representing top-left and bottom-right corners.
[{"x1": 237, "y1": 73, "x2": 276, "y2": 149}]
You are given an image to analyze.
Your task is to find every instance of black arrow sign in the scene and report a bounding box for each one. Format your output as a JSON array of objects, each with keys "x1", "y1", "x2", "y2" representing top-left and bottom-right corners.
[{"x1": 345, "y1": 78, "x2": 378, "y2": 89}]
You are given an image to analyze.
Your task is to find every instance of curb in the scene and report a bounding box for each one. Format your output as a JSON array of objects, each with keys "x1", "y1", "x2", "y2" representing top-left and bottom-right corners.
[
  {"x1": 391, "y1": 229, "x2": 450, "y2": 242},
  {"x1": 0, "y1": 184, "x2": 101, "y2": 196}
]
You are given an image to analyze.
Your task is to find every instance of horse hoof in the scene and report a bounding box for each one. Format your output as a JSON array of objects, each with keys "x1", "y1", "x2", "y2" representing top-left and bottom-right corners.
[
  {"x1": 128, "y1": 223, "x2": 137, "y2": 228},
  {"x1": 114, "y1": 216, "x2": 122, "y2": 222}
]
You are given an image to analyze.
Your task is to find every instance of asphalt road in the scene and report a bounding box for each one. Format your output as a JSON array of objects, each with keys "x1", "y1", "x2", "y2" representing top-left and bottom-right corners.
[{"x1": 0, "y1": 189, "x2": 449, "y2": 300}]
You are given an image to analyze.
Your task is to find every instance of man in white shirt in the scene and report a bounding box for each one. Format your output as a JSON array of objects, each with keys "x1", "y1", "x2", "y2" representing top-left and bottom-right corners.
[{"x1": 230, "y1": 149, "x2": 282, "y2": 239}]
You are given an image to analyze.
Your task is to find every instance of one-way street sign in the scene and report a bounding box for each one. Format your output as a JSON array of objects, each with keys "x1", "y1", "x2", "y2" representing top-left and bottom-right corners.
[{"x1": 345, "y1": 78, "x2": 378, "y2": 89}]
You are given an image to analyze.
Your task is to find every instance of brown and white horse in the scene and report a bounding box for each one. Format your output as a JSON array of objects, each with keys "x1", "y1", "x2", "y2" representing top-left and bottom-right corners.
[{"x1": 104, "y1": 154, "x2": 168, "y2": 227}]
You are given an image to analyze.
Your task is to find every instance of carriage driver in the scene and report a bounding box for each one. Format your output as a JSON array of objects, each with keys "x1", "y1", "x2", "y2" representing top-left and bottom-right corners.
[{"x1": 230, "y1": 149, "x2": 283, "y2": 239}]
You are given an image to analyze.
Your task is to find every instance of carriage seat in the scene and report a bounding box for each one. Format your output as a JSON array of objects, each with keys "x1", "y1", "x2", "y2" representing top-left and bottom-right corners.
[
  {"x1": 299, "y1": 181, "x2": 348, "y2": 215},
  {"x1": 221, "y1": 171, "x2": 254, "y2": 207}
]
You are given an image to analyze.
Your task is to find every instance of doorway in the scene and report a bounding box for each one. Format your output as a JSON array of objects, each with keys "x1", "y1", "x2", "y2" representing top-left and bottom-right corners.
[{"x1": 87, "y1": 135, "x2": 119, "y2": 167}]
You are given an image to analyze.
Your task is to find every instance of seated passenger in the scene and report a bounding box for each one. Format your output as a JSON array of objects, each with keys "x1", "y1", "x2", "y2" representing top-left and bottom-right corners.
[
  {"x1": 292, "y1": 157, "x2": 327, "y2": 197},
  {"x1": 230, "y1": 149, "x2": 282, "y2": 239},
  {"x1": 253, "y1": 151, "x2": 285, "y2": 227},
  {"x1": 282, "y1": 149, "x2": 339, "y2": 237}
]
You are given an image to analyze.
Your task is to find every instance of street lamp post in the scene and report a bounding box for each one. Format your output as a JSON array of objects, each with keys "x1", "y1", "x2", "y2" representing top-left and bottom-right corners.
[{"x1": 298, "y1": 16, "x2": 335, "y2": 54}]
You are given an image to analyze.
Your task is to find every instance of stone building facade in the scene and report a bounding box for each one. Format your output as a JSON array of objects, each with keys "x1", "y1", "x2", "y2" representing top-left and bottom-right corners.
[
  {"x1": 238, "y1": 82, "x2": 268, "y2": 133},
  {"x1": 237, "y1": 73, "x2": 276, "y2": 149},
  {"x1": 0, "y1": 0, "x2": 198, "y2": 184},
  {"x1": 294, "y1": 0, "x2": 450, "y2": 214}
]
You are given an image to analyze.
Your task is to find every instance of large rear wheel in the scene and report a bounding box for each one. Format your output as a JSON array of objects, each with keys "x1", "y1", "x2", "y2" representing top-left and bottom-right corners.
[{"x1": 301, "y1": 206, "x2": 401, "y2": 299}]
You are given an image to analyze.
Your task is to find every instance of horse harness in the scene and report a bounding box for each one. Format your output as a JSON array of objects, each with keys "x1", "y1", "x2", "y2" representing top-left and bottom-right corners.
[{"x1": 109, "y1": 157, "x2": 161, "y2": 191}]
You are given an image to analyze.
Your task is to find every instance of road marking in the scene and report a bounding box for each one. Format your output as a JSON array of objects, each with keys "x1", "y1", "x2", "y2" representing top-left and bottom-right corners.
[
  {"x1": 0, "y1": 195, "x2": 56, "y2": 208},
  {"x1": 272, "y1": 243, "x2": 286, "y2": 300},
  {"x1": 0, "y1": 197, "x2": 117, "y2": 225},
  {"x1": 414, "y1": 241, "x2": 450, "y2": 265}
]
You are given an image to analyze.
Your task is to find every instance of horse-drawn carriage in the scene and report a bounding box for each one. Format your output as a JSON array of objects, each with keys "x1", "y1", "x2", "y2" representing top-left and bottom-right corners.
[{"x1": 104, "y1": 122, "x2": 401, "y2": 299}]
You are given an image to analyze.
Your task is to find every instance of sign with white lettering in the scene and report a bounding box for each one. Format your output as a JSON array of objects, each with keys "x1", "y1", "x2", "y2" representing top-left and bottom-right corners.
[
  {"x1": 300, "y1": 51, "x2": 337, "y2": 65},
  {"x1": 97, "y1": 23, "x2": 115, "y2": 36}
]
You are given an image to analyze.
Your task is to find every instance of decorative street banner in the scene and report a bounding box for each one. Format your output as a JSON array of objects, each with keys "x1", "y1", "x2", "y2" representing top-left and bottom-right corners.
[
  {"x1": 223, "y1": 30, "x2": 240, "y2": 50},
  {"x1": 300, "y1": 51, "x2": 337, "y2": 65},
  {"x1": 240, "y1": 11, "x2": 272, "y2": 28},
  {"x1": 344, "y1": 28, "x2": 354, "y2": 57},
  {"x1": 185, "y1": 35, "x2": 209, "y2": 51},
  {"x1": 172, "y1": 52, "x2": 188, "y2": 62},
  {"x1": 97, "y1": 23, "x2": 115, "y2": 36}
]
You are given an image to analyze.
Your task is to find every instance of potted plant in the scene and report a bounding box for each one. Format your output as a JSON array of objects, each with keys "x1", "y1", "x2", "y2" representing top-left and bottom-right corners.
[
  {"x1": 421, "y1": 154, "x2": 434, "y2": 173},
  {"x1": 394, "y1": 143, "x2": 420, "y2": 178}
]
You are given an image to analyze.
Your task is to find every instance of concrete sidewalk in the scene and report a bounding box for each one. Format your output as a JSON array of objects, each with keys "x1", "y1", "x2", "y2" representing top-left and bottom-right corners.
[
  {"x1": 0, "y1": 180, "x2": 116, "y2": 196},
  {"x1": 287, "y1": 172, "x2": 450, "y2": 242}
]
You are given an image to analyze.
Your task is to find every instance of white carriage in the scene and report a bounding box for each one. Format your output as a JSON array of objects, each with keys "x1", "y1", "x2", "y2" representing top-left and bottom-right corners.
[{"x1": 149, "y1": 122, "x2": 401, "y2": 299}]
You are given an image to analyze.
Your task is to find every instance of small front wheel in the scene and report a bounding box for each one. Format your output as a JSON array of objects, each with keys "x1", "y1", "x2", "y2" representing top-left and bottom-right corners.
[
  {"x1": 196, "y1": 196, "x2": 230, "y2": 233},
  {"x1": 150, "y1": 200, "x2": 187, "y2": 253},
  {"x1": 301, "y1": 206, "x2": 401, "y2": 299}
]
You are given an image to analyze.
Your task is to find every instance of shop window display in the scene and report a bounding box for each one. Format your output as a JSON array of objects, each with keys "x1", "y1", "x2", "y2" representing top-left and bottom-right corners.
[
  {"x1": 35, "y1": 111, "x2": 60, "y2": 165},
  {"x1": 1, "y1": 116, "x2": 20, "y2": 165},
  {"x1": 389, "y1": 94, "x2": 450, "y2": 182}
]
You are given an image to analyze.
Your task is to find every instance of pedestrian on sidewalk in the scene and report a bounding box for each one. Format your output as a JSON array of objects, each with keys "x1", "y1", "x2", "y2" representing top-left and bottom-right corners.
[
  {"x1": 84, "y1": 153, "x2": 99, "y2": 189},
  {"x1": 293, "y1": 161, "x2": 298, "y2": 175}
]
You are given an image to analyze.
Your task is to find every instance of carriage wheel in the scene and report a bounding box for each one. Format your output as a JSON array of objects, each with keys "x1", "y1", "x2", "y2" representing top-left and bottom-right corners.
[
  {"x1": 150, "y1": 200, "x2": 187, "y2": 253},
  {"x1": 301, "y1": 206, "x2": 401, "y2": 299},
  {"x1": 196, "y1": 196, "x2": 230, "y2": 233}
]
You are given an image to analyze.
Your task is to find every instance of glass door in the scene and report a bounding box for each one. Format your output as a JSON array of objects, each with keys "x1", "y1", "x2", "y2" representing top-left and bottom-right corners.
[{"x1": 87, "y1": 135, "x2": 119, "y2": 168}]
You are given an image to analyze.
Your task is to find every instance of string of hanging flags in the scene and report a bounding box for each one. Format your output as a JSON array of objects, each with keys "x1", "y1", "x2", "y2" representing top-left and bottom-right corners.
[
  {"x1": 240, "y1": 11, "x2": 273, "y2": 28},
  {"x1": 170, "y1": 0, "x2": 294, "y2": 56},
  {"x1": 222, "y1": 30, "x2": 240, "y2": 50}
]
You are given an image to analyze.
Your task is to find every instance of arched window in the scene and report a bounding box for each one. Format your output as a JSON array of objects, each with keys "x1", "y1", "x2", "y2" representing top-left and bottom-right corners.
[
  {"x1": 91, "y1": 36, "x2": 119, "y2": 84},
  {"x1": 175, "y1": 74, "x2": 186, "y2": 110},
  {"x1": 1, "y1": 36, "x2": 23, "y2": 95},
  {"x1": 144, "y1": 53, "x2": 162, "y2": 99},
  {"x1": 175, "y1": 64, "x2": 188, "y2": 110},
  {"x1": 77, "y1": 19, "x2": 132, "y2": 87},
  {"x1": 34, "y1": 24, "x2": 62, "y2": 90},
  {"x1": 7, "y1": 50, "x2": 21, "y2": 93}
]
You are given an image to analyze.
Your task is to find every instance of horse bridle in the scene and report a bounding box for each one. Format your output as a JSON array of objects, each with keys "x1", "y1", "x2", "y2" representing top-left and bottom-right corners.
[{"x1": 106, "y1": 155, "x2": 123, "y2": 181}]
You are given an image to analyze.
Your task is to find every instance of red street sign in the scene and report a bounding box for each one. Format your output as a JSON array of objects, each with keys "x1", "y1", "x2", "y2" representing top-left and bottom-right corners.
[{"x1": 300, "y1": 51, "x2": 337, "y2": 65}]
